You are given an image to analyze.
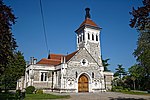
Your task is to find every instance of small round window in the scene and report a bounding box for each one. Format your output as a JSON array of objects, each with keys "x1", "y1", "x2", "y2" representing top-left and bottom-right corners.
[{"x1": 81, "y1": 59, "x2": 88, "y2": 66}]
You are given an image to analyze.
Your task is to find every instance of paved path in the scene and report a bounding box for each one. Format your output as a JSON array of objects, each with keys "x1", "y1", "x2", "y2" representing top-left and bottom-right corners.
[{"x1": 50, "y1": 92, "x2": 150, "y2": 100}]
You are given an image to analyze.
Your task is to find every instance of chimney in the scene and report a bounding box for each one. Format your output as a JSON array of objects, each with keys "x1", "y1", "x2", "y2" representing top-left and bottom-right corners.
[
  {"x1": 30, "y1": 57, "x2": 34, "y2": 65},
  {"x1": 63, "y1": 56, "x2": 66, "y2": 63},
  {"x1": 61, "y1": 56, "x2": 66, "y2": 63},
  {"x1": 61, "y1": 56, "x2": 63, "y2": 63},
  {"x1": 33, "y1": 58, "x2": 37, "y2": 64},
  {"x1": 85, "y1": 8, "x2": 91, "y2": 19}
]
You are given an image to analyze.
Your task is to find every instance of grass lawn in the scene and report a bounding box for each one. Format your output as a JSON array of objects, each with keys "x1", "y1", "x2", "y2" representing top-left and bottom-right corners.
[
  {"x1": 119, "y1": 91, "x2": 150, "y2": 96},
  {"x1": 24, "y1": 93, "x2": 70, "y2": 100},
  {"x1": 0, "y1": 92, "x2": 70, "y2": 100}
]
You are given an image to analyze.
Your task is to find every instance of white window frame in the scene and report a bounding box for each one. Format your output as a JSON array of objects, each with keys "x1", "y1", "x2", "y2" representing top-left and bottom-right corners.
[{"x1": 40, "y1": 71, "x2": 48, "y2": 82}]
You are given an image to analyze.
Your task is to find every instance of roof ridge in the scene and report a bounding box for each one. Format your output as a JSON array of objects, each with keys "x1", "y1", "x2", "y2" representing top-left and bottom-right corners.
[
  {"x1": 37, "y1": 58, "x2": 61, "y2": 66},
  {"x1": 79, "y1": 18, "x2": 98, "y2": 28},
  {"x1": 41, "y1": 58, "x2": 60, "y2": 61},
  {"x1": 48, "y1": 53, "x2": 65, "y2": 59},
  {"x1": 50, "y1": 53, "x2": 65, "y2": 56},
  {"x1": 65, "y1": 50, "x2": 78, "y2": 62}
]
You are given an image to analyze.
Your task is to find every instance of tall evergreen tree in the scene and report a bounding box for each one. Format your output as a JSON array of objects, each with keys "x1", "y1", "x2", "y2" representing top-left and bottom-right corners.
[
  {"x1": 0, "y1": 0, "x2": 25, "y2": 92},
  {"x1": 0, "y1": 0, "x2": 17, "y2": 75},
  {"x1": 130, "y1": 0, "x2": 150, "y2": 89}
]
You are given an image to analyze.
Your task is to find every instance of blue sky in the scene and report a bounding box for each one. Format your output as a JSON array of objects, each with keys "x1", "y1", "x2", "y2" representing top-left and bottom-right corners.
[{"x1": 4, "y1": 0, "x2": 142, "y2": 72}]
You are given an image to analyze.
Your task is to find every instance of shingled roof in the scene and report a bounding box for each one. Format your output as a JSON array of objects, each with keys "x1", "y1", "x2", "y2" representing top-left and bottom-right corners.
[
  {"x1": 48, "y1": 54, "x2": 64, "y2": 60},
  {"x1": 79, "y1": 18, "x2": 98, "y2": 28},
  {"x1": 37, "y1": 58, "x2": 61, "y2": 66},
  {"x1": 66, "y1": 50, "x2": 78, "y2": 62},
  {"x1": 37, "y1": 50, "x2": 78, "y2": 66}
]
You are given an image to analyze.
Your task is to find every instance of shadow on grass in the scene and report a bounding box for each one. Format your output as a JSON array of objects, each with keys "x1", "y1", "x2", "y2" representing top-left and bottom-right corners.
[
  {"x1": 0, "y1": 92, "x2": 16, "y2": 100},
  {"x1": 109, "y1": 97, "x2": 146, "y2": 100}
]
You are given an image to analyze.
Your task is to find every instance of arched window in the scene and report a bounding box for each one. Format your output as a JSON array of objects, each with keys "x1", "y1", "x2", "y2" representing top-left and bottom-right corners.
[
  {"x1": 92, "y1": 72, "x2": 94, "y2": 78},
  {"x1": 83, "y1": 33, "x2": 85, "y2": 41},
  {"x1": 80, "y1": 35, "x2": 82, "y2": 42},
  {"x1": 88, "y1": 33, "x2": 90, "y2": 40},
  {"x1": 92, "y1": 34, "x2": 94, "y2": 40},
  {"x1": 76, "y1": 72, "x2": 78, "y2": 78},
  {"x1": 96, "y1": 35, "x2": 98, "y2": 41}
]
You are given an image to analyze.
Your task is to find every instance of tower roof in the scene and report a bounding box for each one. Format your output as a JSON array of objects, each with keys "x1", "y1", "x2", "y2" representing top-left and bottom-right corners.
[
  {"x1": 79, "y1": 18, "x2": 98, "y2": 27},
  {"x1": 76, "y1": 8, "x2": 100, "y2": 32}
]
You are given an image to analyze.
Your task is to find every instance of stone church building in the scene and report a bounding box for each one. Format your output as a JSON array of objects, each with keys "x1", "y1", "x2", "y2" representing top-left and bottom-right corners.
[{"x1": 17, "y1": 8, "x2": 113, "y2": 92}]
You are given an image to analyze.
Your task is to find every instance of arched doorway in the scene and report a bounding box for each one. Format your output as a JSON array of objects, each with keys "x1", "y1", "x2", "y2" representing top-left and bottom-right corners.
[{"x1": 78, "y1": 74, "x2": 89, "y2": 92}]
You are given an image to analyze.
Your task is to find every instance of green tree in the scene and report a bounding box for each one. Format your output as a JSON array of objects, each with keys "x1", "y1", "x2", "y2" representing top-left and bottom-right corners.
[
  {"x1": 0, "y1": 0, "x2": 17, "y2": 75},
  {"x1": 130, "y1": 0, "x2": 150, "y2": 30},
  {"x1": 114, "y1": 64, "x2": 126, "y2": 79},
  {"x1": 128, "y1": 65, "x2": 139, "y2": 90},
  {"x1": 133, "y1": 30, "x2": 150, "y2": 76},
  {"x1": 122, "y1": 75, "x2": 132, "y2": 89},
  {"x1": 130, "y1": 0, "x2": 150, "y2": 90},
  {"x1": 0, "y1": 51, "x2": 26, "y2": 90},
  {"x1": 0, "y1": 0, "x2": 26, "y2": 92},
  {"x1": 128, "y1": 64, "x2": 145, "y2": 90},
  {"x1": 6, "y1": 51, "x2": 26, "y2": 89},
  {"x1": 0, "y1": 0, "x2": 17, "y2": 92},
  {"x1": 102, "y1": 58, "x2": 110, "y2": 71}
]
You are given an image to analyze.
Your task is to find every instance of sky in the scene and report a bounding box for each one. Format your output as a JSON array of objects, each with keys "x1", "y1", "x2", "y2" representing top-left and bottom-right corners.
[{"x1": 4, "y1": 0, "x2": 143, "y2": 72}]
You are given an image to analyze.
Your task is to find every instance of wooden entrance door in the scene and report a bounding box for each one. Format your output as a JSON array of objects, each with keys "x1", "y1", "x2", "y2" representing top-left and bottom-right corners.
[{"x1": 78, "y1": 75, "x2": 88, "y2": 92}]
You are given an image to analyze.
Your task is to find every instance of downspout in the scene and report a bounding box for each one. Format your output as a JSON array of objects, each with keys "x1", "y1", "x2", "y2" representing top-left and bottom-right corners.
[
  {"x1": 104, "y1": 75, "x2": 106, "y2": 90},
  {"x1": 51, "y1": 71, "x2": 54, "y2": 92}
]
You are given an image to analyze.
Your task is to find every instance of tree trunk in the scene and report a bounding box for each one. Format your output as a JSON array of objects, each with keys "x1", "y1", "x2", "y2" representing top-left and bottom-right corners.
[{"x1": 133, "y1": 80, "x2": 136, "y2": 90}]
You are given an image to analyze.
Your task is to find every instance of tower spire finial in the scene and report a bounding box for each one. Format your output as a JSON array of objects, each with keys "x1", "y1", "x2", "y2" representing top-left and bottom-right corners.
[{"x1": 85, "y1": 8, "x2": 91, "y2": 19}]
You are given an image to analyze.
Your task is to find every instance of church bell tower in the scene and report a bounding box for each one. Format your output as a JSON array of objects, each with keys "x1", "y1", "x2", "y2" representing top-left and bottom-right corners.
[{"x1": 75, "y1": 8, "x2": 102, "y2": 66}]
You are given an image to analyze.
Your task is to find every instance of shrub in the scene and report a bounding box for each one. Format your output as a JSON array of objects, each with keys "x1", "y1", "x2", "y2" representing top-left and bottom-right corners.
[
  {"x1": 111, "y1": 87, "x2": 116, "y2": 91},
  {"x1": 115, "y1": 86, "x2": 123, "y2": 89},
  {"x1": 127, "y1": 88, "x2": 131, "y2": 91},
  {"x1": 111, "y1": 86, "x2": 130, "y2": 92},
  {"x1": 26, "y1": 86, "x2": 35, "y2": 94},
  {"x1": 122, "y1": 88, "x2": 128, "y2": 92},
  {"x1": 15, "y1": 90, "x2": 21, "y2": 99},
  {"x1": 35, "y1": 89, "x2": 43, "y2": 94}
]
